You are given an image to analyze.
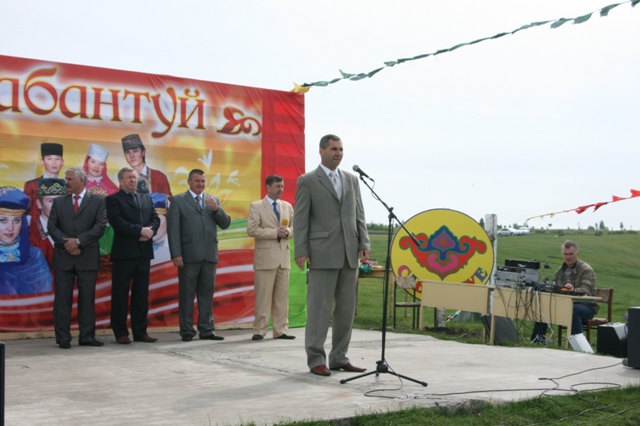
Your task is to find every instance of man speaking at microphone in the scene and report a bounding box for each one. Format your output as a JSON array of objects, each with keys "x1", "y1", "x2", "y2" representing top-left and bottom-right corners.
[
  {"x1": 247, "y1": 175, "x2": 295, "y2": 341},
  {"x1": 294, "y1": 134, "x2": 371, "y2": 377}
]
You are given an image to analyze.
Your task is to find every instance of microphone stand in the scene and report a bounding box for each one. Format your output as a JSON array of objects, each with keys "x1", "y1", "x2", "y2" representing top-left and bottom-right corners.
[{"x1": 340, "y1": 174, "x2": 427, "y2": 387}]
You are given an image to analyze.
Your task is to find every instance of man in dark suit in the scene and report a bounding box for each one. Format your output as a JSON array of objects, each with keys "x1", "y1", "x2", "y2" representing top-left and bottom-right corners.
[
  {"x1": 294, "y1": 134, "x2": 371, "y2": 376},
  {"x1": 48, "y1": 167, "x2": 107, "y2": 349},
  {"x1": 167, "y1": 169, "x2": 231, "y2": 342},
  {"x1": 106, "y1": 167, "x2": 161, "y2": 344}
]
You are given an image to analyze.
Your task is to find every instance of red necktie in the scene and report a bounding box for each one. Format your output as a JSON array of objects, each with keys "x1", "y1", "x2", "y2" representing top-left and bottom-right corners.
[{"x1": 73, "y1": 195, "x2": 80, "y2": 215}]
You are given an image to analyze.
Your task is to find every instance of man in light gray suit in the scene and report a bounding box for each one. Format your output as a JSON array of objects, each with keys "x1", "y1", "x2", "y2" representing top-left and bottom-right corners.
[
  {"x1": 294, "y1": 134, "x2": 371, "y2": 376},
  {"x1": 167, "y1": 169, "x2": 231, "y2": 342}
]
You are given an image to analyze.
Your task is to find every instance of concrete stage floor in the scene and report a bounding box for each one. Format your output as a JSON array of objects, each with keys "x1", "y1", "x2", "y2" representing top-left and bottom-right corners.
[{"x1": 3, "y1": 328, "x2": 640, "y2": 425}]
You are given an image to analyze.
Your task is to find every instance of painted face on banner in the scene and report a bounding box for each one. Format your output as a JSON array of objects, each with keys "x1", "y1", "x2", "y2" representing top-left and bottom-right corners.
[
  {"x1": 41, "y1": 155, "x2": 64, "y2": 175},
  {"x1": 36, "y1": 195, "x2": 60, "y2": 220},
  {"x1": 87, "y1": 157, "x2": 105, "y2": 178},
  {"x1": 0, "y1": 215, "x2": 22, "y2": 245},
  {"x1": 125, "y1": 148, "x2": 145, "y2": 169}
]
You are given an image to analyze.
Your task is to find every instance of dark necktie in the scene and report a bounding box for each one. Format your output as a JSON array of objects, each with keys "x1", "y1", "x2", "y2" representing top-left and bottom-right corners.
[
  {"x1": 195, "y1": 195, "x2": 202, "y2": 212},
  {"x1": 272, "y1": 201, "x2": 280, "y2": 222},
  {"x1": 73, "y1": 195, "x2": 80, "y2": 215},
  {"x1": 131, "y1": 193, "x2": 138, "y2": 208}
]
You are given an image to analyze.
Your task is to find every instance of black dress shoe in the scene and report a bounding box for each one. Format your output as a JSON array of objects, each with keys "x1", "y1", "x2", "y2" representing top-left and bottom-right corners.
[
  {"x1": 252, "y1": 334, "x2": 264, "y2": 341},
  {"x1": 79, "y1": 339, "x2": 104, "y2": 347},
  {"x1": 59, "y1": 342, "x2": 71, "y2": 349},
  {"x1": 182, "y1": 334, "x2": 193, "y2": 342},
  {"x1": 200, "y1": 333, "x2": 224, "y2": 341},
  {"x1": 276, "y1": 333, "x2": 296, "y2": 340},
  {"x1": 134, "y1": 335, "x2": 158, "y2": 343}
]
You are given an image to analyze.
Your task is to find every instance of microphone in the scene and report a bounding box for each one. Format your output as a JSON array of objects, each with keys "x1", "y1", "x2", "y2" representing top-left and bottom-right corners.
[
  {"x1": 352, "y1": 165, "x2": 374, "y2": 181},
  {"x1": 278, "y1": 218, "x2": 289, "y2": 242}
]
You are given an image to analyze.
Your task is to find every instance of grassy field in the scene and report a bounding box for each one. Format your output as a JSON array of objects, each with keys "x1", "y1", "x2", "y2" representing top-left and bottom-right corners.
[
  {"x1": 358, "y1": 230, "x2": 640, "y2": 345},
  {"x1": 272, "y1": 229, "x2": 640, "y2": 425}
]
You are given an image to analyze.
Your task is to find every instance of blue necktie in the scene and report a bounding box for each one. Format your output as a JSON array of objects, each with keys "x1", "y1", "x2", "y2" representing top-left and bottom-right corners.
[
  {"x1": 272, "y1": 201, "x2": 280, "y2": 222},
  {"x1": 195, "y1": 195, "x2": 202, "y2": 212}
]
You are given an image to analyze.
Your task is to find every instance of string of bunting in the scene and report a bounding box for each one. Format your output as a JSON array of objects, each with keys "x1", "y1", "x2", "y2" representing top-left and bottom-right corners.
[
  {"x1": 525, "y1": 189, "x2": 640, "y2": 224},
  {"x1": 291, "y1": 0, "x2": 638, "y2": 93}
]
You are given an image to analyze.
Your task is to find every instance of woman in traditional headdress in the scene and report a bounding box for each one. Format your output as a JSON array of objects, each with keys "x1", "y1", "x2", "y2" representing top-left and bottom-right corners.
[
  {"x1": 83, "y1": 144, "x2": 116, "y2": 256},
  {"x1": 83, "y1": 144, "x2": 119, "y2": 197},
  {"x1": 0, "y1": 186, "x2": 52, "y2": 295}
]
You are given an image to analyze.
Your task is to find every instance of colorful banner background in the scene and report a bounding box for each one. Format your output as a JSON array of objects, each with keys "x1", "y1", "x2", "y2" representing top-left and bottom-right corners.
[{"x1": 0, "y1": 55, "x2": 306, "y2": 333}]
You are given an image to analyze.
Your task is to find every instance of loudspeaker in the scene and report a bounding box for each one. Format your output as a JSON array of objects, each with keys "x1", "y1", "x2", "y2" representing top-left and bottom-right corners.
[
  {"x1": 1, "y1": 342, "x2": 5, "y2": 426},
  {"x1": 627, "y1": 307, "x2": 640, "y2": 369},
  {"x1": 482, "y1": 315, "x2": 519, "y2": 345},
  {"x1": 569, "y1": 333, "x2": 594, "y2": 353},
  {"x1": 596, "y1": 323, "x2": 627, "y2": 358}
]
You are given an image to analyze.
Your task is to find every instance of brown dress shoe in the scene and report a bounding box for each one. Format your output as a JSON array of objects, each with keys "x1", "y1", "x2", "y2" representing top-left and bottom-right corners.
[
  {"x1": 330, "y1": 363, "x2": 366, "y2": 372},
  {"x1": 134, "y1": 335, "x2": 158, "y2": 343},
  {"x1": 116, "y1": 336, "x2": 132, "y2": 344},
  {"x1": 310, "y1": 365, "x2": 331, "y2": 376}
]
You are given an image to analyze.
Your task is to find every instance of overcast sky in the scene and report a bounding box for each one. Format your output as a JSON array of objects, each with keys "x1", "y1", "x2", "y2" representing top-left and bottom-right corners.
[{"x1": 4, "y1": 1, "x2": 639, "y2": 230}]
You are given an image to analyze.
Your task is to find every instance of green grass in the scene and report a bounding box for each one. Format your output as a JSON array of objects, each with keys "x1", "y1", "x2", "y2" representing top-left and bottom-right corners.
[
  {"x1": 276, "y1": 385, "x2": 640, "y2": 425},
  {"x1": 284, "y1": 229, "x2": 640, "y2": 426},
  {"x1": 358, "y1": 230, "x2": 640, "y2": 344}
]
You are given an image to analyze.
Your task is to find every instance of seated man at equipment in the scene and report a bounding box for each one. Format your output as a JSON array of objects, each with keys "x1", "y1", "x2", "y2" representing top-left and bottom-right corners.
[{"x1": 531, "y1": 240, "x2": 598, "y2": 344}]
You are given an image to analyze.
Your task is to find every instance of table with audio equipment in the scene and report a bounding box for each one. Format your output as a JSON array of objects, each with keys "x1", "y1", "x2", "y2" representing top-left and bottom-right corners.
[
  {"x1": 417, "y1": 281, "x2": 600, "y2": 346},
  {"x1": 490, "y1": 286, "x2": 600, "y2": 347}
]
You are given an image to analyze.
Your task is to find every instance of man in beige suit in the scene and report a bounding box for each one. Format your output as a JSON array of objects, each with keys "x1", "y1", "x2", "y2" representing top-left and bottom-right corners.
[
  {"x1": 247, "y1": 175, "x2": 295, "y2": 341},
  {"x1": 294, "y1": 134, "x2": 371, "y2": 377}
]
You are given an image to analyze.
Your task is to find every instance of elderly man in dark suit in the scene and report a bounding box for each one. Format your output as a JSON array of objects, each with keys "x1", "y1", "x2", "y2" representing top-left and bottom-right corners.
[
  {"x1": 106, "y1": 167, "x2": 160, "y2": 344},
  {"x1": 294, "y1": 134, "x2": 371, "y2": 376},
  {"x1": 167, "y1": 169, "x2": 231, "y2": 342},
  {"x1": 48, "y1": 167, "x2": 107, "y2": 349}
]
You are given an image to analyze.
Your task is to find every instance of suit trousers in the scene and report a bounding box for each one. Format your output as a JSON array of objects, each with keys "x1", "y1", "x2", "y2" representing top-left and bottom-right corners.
[
  {"x1": 53, "y1": 268, "x2": 98, "y2": 344},
  {"x1": 305, "y1": 265, "x2": 357, "y2": 369},
  {"x1": 178, "y1": 261, "x2": 216, "y2": 338},
  {"x1": 110, "y1": 257, "x2": 151, "y2": 339},
  {"x1": 252, "y1": 267, "x2": 290, "y2": 337}
]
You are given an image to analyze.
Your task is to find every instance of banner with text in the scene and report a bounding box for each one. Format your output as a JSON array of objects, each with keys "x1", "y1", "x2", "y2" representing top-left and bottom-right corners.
[{"x1": 0, "y1": 55, "x2": 306, "y2": 332}]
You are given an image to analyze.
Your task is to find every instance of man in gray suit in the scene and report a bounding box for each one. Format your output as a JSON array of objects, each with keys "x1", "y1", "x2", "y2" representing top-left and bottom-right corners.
[
  {"x1": 48, "y1": 167, "x2": 107, "y2": 349},
  {"x1": 294, "y1": 134, "x2": 371, "y2": 376},
  {"x1": 167, "y1": 169, "x2": 231, "y2": 342}
]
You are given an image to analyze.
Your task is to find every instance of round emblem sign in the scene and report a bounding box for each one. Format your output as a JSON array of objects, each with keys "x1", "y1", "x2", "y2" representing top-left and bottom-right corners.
[{"x1": 391, "y1": 209, "x2": 494, "y2": 298}]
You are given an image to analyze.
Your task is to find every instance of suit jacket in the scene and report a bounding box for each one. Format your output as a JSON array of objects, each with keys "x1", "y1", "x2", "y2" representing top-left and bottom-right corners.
[
  {"x1": 106, "y1": 190, "x2": 160, "y2": 261},
  {"x1": 294, "y1": 166, "x2": 370, "y2": 269},
  {"x1": 167, "y1": 191, "x2": 231, "y2": 263},
  {"x1": 48, "y1": 192, "x2": 107, "y2": 271},
  {"x1": 247, "y1": 198, "x2": 293, "y2": 270}
]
